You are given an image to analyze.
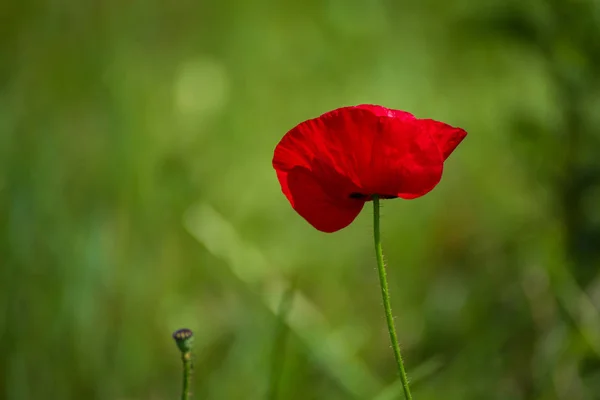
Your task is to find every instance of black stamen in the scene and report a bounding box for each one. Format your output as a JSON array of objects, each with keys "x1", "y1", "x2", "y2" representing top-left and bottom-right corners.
[{"x1": 348, "y1": 192, "x2": 398, "y2": 200}]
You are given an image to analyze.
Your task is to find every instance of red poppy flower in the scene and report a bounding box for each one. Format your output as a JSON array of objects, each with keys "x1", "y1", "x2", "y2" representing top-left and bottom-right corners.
[{"x1": 273, "y1": 104, "x2": 467, "y2": 233}]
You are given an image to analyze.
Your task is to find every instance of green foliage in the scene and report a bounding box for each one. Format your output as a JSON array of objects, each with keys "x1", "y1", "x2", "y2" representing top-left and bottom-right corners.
[{"x1": 1, "y1": 0, "x2": 600, "y2": 399}]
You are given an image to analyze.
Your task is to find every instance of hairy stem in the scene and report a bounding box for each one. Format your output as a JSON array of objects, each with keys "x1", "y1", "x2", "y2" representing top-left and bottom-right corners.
[{"x1": 372, "y1": 195, "x2": 413, "y2": 400}]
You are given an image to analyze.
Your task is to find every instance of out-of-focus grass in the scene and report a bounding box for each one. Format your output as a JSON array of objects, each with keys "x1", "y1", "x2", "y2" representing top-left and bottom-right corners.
[{"x1": 1, "y1": 0, "x2": 600, "y2": 399}]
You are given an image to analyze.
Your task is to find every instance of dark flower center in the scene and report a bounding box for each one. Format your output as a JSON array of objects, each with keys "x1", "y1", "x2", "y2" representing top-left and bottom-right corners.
[{"x1": 349, "y1": 192, "x2": 398, "y2": 200}]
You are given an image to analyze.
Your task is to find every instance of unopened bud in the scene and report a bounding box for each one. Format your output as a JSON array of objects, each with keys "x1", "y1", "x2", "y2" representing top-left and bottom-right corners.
[{"x1": 172, "y1": 328, "x2": 194, "y2": 353}]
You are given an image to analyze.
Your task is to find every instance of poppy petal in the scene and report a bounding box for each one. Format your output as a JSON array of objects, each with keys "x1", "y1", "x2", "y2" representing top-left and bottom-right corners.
[
  {"x1": 352, "y1": 104, "x2": 416, "y2": 121},
  {"x1": 360, "y1": 117, "x2": 444, "y2": 199},
  {"x1": 421, "y1": 119, "x2": 467, "y2": 160},
  {"x1": 279, "y1": 167, "x2": 365, "y2": 233},
  {"x1": 353, "y1": 105, "x2": 466, "y2": 160},
  {"x1": 273, "y1": 107, "x2": 383, "y2": 190}
]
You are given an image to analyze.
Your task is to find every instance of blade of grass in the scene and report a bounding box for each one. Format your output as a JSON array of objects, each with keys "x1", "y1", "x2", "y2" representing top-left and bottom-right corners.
[{"x1": 267, "y1": 279, "x2": 297, "y2": 400}]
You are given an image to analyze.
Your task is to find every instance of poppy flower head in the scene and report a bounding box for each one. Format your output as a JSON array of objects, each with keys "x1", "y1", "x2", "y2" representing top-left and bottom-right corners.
[{"x1": 273, "y1": 104, "x2": 467, "y2": 233}]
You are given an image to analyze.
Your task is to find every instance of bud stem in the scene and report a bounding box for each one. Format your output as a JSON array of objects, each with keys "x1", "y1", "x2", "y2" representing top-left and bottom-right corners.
[{"x1": 173, "y1": 329, "x2": 194, "y2": 400}]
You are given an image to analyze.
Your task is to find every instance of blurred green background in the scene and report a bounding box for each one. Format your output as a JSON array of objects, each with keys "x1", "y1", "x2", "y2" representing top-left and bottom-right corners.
[{"x1": 2, "y1": 0, "x2": 600, "y2": 399}]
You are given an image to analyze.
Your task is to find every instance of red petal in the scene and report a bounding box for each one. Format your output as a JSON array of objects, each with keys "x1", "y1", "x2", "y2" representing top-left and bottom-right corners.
[
  {"x1": 277, "y1": 168, "x2": 364, "y2": 232},
  {"x1": 359, "y1": 117, "x2": 444, "y2": 199},
  {"x1": 355, "y1": 105, "x2": 466, "y2": 160},
  {"x1": 421, "y1": 119, "x2": 467, "y2": 160},
  {"x1": 352, "y1": 104, "x2": 416, "y2": 121},
  {"x1": 273, "y1": 107, "x2": 382, "y2": 190}
]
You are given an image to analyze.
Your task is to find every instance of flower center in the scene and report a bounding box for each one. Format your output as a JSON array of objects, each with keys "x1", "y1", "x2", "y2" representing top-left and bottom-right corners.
[{"x1": 349, "y1": 192, "x2": 398, "y2": 200}]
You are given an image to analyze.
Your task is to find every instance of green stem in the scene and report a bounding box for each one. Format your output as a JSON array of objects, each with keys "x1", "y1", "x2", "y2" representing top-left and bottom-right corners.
[
  {"x1": 372, "y1": 195, "x2": 413, "y2": 400},
  {"x1": 173, "y1": 329, "x2": 194, "y2": 400},
  {"x1": 181, "y1": 351, "x2": 192, "y2": 400}
]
